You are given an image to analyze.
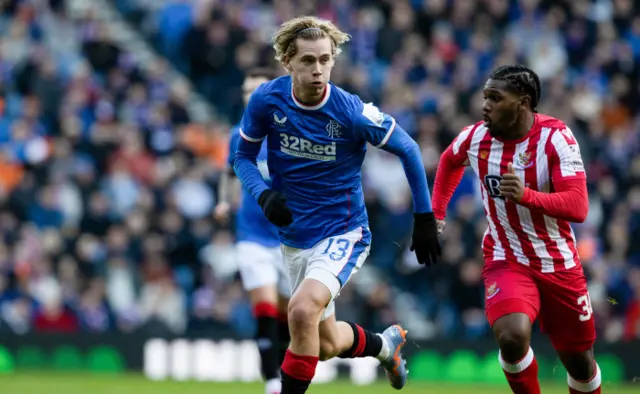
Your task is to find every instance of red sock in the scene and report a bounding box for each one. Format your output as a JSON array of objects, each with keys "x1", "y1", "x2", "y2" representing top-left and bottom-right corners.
[
  {"x1": 499, "y1": 347, "x2": 541, "y2": 394},
  {"x1": 568, "y1": 362, "x2": 601, "y2": 393},
  {"x1": 280, "y1": 349, "x2": 318, "y2": 394}
]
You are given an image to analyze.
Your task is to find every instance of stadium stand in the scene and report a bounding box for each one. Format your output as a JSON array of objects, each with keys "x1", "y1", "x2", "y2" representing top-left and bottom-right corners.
[{"x1": 0, "y1": 0, "x2": 639, "y2": 343}]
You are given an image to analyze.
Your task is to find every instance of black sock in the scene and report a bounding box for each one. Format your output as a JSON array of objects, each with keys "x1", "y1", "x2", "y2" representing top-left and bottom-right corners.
[
  {"x1": 256, "y1": 315, "x2": 280, "y2": 380},
  {"x1": 281, "y1": 371, "x2": 312, "y2": 394},
  {"x1": 278, "y1": 316, "x2": 291, "y2": 366},
  {"x1": 338, "y1": 321, "x2": 383, "y2": 358}
]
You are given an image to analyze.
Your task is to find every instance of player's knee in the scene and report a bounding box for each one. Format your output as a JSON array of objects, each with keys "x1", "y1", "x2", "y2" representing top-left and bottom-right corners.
[
  {"x1": 558, "y1": 350, "x2": 596, "y2": 381},
  {"x1": 495, "y1": 323, "x2": 531, "y2": 361},
  {"x1": 287, "y1": 300, "x2": 322, "y2": 334}
]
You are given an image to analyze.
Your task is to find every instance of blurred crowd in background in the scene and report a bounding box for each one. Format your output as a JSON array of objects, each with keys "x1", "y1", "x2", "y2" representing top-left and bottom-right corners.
[{"x1": 0, "y1": 0, "x2": 639, "y2": 343}]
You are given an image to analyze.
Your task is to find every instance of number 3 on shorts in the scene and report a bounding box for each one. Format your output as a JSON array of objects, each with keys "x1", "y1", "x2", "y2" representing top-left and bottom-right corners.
[
  {"x1": 577, "y1": 293, "x2": 593, "y2": 322},
  {"x1": 322, "y1": 238, "x2": 351, "y2": 261}
]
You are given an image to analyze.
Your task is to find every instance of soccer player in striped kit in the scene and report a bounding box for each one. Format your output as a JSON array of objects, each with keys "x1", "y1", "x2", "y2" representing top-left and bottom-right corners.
[{"x1": 432, "y1": 65, "x2": 601, "y2": 394}]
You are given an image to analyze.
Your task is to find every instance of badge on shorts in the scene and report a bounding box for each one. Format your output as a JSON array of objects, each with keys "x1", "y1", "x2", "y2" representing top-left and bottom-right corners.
[{"x1": 487, "y1": 282, "x2": 500, "y2": 299}]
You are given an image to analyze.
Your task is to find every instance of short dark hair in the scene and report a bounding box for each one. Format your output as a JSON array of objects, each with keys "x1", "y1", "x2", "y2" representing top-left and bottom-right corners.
[
  {"x1": 489, "y1": 65, "x2": 541, "y2": 112},
  {"x1": 245, "y1": 67, "x2": 274, "y2": 80}
]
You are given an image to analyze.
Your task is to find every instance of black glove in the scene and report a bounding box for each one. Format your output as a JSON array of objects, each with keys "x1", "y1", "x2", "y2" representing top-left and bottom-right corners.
[
  {"x1": 410, "y1": 212, "x2": 441, "y2": 267},
  {"x1": 258, "y1": 189, "x2": 293, "y2": 227}
]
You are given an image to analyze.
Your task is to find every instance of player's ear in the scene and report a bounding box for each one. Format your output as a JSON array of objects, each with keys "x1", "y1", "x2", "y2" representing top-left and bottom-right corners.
[
  {"x1": 520, "y1": 95, "x2": 532, "y2": 111},
  {"x1": 282, "y1": 56, "x2": 293, "y2": 73}
]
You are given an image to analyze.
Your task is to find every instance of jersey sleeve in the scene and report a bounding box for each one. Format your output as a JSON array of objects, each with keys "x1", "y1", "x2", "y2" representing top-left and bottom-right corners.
[
  {"x1": 233, "y1": 86, "x2": 271, "y2": 201},
  {"x1": 431, "y1": 125, "x2": 476, "y2": 219},
  {"x1": 518, "y1": 127, "x2": 588, "y2": 223},
  {"x1": 449, "y1": 125, "x2": 475, "y2": 166},
  {"x1": 547, "y1": 127, "x2": 586, "y2": 182},
  {"x1": 227, "y1": 126, "x2": 241, "y2": 168},
  {"x1": 351, "y1": 101, "x2": 397, "y2": 147},
  {"x1": 239, "y1": 85, "x2": 268, "y2": 143}
]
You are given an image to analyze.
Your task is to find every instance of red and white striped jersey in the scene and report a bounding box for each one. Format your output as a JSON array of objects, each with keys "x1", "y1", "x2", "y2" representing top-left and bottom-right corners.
[{"x1": 450, "y1": 114, "x2": 586, "y2": 273}]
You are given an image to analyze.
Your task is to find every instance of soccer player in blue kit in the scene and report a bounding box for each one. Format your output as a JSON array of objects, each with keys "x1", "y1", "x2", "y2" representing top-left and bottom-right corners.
[
  {"x1": 234, "y1": 16, "x2": 441, "y2": 393},
  {"x1": 215, "y1": 68, "x2": 291, "y2": 394}
]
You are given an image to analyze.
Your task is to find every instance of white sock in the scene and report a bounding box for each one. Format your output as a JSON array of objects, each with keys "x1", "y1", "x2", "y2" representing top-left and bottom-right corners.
[
  {"x1": 265, "y1": 378, "x2": 281, "y2": 394},
  {"x1": 567, "y1": 362, "x2": 601, "y2": 393},
  {"x1": 376, "y1": 333, "x2": 391, "y2": 360}
]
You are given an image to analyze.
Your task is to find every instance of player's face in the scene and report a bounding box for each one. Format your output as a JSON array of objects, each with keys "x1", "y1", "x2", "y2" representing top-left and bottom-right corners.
[
  {"x1": 242, "y1": 76, "x2": 268, "y2": 106},
  {"x1": 287, "y1": 37, "x2": 334, "y2": 96},
  {"x1": 482, "y1": 79, "x2": 525, "y2": 137}
]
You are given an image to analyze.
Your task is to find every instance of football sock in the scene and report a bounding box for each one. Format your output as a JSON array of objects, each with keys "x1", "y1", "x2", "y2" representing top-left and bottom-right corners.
[
  {"x1": 253, "y1": 302, "x2": 280, "y2": 381},
  {"x1": 568, "y1": 362, "x2": 601, "y2": 393},
  {"x1": 499, "y1": 347, "x2": 541, "y2": 394},
  {"x1": 338, "y1": 322, "x2": 384, "y2": 359},
  {"x1": 278, "y1": 311, "x2": 291, "y2": 366},
  {"x1": 281, "y1": 349, "x2": 318, "y2": 394}
]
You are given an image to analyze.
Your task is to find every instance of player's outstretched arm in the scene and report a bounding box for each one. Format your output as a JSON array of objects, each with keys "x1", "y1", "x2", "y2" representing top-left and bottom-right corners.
[
  {"x1": 353, "y1": 103, "x2": 441, "y2": 266},
  {"x1": 432, "y1": 144, "x2": 467, "y2": 221},
  {"x1": 233, "y1": 89, "x2": 293, "y2": 227},
  {"x1": 234, "y1": 136, "x2": 293, "y2": 228},
  {"x1": 380, "y1": 126, "x2": 442, "y2": 266}
]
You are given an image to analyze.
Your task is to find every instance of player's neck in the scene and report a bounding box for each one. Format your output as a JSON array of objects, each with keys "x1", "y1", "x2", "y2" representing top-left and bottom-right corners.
[
  {"x1": 503, "y1": 112, "x2": 535, "y2": 141},
  {"x1": 292, "y1": 83, "x2": 326, "y2": 106}
]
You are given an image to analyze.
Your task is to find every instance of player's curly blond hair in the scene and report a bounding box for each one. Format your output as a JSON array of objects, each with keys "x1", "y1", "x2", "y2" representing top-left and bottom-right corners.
[{"x1": 272, "y1": 16, "x2": 351, "y2": 65}]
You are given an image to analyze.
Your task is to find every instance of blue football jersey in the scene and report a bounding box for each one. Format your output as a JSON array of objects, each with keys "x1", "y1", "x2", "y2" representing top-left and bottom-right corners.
[
  {"x1": 227, "y1": 125, "x2": 280, "y2": 247},
  {"x1": 236, "y1": 76, "x2": 412, "y2": 249}
]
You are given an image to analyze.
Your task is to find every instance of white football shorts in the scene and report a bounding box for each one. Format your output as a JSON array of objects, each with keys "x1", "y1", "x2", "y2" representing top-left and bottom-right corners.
[
  {"x1": 236, "y1": 241, "x2": 291, "y2": 297},
  {"x1": 281, "y1": 226, "x2": 371, "y2": 320}
]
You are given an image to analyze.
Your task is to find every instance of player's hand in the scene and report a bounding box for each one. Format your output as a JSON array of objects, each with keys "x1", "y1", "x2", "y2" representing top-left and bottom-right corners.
[
  {"x1": 436, "y1": 219, "x2": 446, "y2": 236},
  {"x1": 410, "y1": 212, "x2": 441, "y2": 267},
  {"x1": 258, "y1": 189, "x2": 293, "y2": 227},
  {"x1": 500, "y1": 162, "x2": 525, "y2": 203},
  {"x1": 213, "y1": 202, "x2": 230, "y2": 223}
]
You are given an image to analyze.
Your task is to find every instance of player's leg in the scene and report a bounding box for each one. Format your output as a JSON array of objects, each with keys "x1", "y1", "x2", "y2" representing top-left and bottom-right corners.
[
  {"x1": 311, "y1": 226, "x2": 408, "y2": 389},
  {"x1": 484, "y1": 261, "x2": 542, "y2": 394},
  {"x1": 281, "y1": 276, "x2": 330, "y2": 394},
  {"x1": 317, "y1": 306, "x2": 407, "y2": 389},
  {"x1": 279, "y1": 227, "x2": 389, "y2": 393},
  {"x1": 236, "y1": 242, "x2": 283, "y2": 394},
  {"x1": 536, "y1": 269, "x2": 600, "y2": 393}
]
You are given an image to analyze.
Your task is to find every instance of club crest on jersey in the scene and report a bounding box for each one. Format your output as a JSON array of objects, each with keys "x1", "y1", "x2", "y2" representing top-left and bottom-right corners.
[
  {"x1": 484, "y1": 175, "x2": 504, "y2": 199},
  {"x1": 479, "y1": 150, "x2": 489, "y2": 160},
  {"x1": 516, "y1": 151, "x2": 534, "y2": 169},
  {"x1": 487, "y1": 282, "x2": 500, "y2": 299},
  {"x1": 273, "y1": 112, "x2": 287, "y2": 127},
  {"x1": 326, "y1": 119, "x2": 343, "y2": 139}
]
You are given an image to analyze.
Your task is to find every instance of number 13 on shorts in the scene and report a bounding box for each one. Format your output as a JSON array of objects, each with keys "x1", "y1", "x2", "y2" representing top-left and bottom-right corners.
[
  {"x1": 577, "y1": 293, "x2": 593, "y2": 322},
  {"x1": 315, "y1": 227, "x2": 371, "y2": 286}
]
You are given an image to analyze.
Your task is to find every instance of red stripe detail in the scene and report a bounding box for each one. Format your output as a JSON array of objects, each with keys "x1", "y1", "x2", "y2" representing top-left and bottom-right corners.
[
  {"x1": 253, "y1": 302, "x2": 279, "y2": 318},
  {"x1": 545, "y1": 131, "x2": 581, "y2": 269},
  {"x1": 281, "y1": 349, "x2": 318, "y2": 381},
  {"x1": 478, "y1": 133, "x2": 516, "y2": 263},
  {"x1": 522, "y1": 130, "x2": 557, "y2": 272},
  {"x1": 501, "y1": 142, "x2": 539, "y2": 268},
  {"x1": 542, "y1": 134, "x2": 569, "y2": 267},
  {"x1": 353, "y1": 324, "x2": 367, "y2": 357}
]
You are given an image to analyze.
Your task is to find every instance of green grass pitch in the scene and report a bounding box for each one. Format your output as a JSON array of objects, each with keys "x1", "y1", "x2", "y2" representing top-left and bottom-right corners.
[{"x1": 0, "y1": 373, "x2": 637, "y2": 394}]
